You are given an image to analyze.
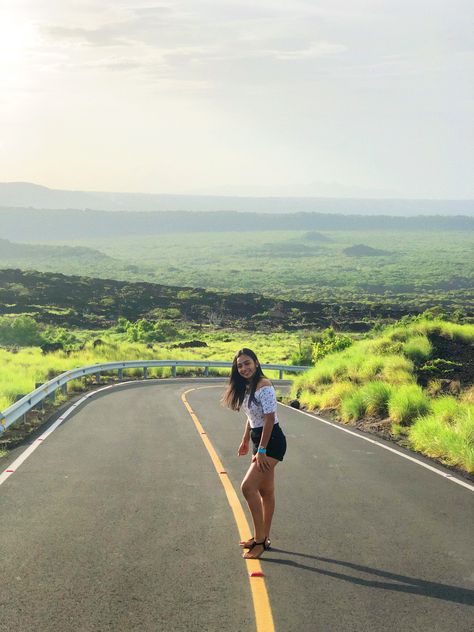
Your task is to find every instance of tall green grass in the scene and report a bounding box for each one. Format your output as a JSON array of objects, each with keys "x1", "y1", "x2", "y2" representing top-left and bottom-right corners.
[
  {"x1": 0, "y1": 331, "x2": 303, "y2": 411},
  {"x1": 409, "y1": 401, "x2": 474, "y2": 472},
  {"x1": 292, "y1": 318, "x2": 474, "y2": 473},
  {"x1": 388, "y1": 384, "x2": 431, "y2": 425},
  {"x1": 340, "y1": 381, "x2": 392, "y2": 421},
  {"x1": 402, "y1": 336, "x2": 432, "y2": 364}
]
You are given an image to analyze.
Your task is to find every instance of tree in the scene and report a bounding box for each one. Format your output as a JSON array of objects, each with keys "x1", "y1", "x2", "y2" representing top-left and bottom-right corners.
[{"x1": 0, "y1": 315, "x2": 43, "y2": 346}]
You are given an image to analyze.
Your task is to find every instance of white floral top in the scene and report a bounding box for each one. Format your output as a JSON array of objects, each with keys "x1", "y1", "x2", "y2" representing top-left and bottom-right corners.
[{"x1": 241, "y1": 385, "x2": 279, "y2": 429}]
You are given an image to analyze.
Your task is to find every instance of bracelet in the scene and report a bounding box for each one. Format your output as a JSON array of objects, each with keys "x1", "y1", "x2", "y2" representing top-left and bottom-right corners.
[{"x1": 257, "y1": 447, "x2": 267, "y2": 454}]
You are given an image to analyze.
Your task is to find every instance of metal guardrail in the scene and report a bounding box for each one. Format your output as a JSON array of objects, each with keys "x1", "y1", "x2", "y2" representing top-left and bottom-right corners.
[{"x1": 0, "y1": 360, "x2": 309, "y2": 435}]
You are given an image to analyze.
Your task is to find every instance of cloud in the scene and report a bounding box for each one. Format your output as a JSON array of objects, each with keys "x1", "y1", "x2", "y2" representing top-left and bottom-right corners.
[
  {"x1": 272, "y1": 41, "x2": 348, "y2": 60},
  {"x1": 43, "y1": 25, "x2": 130, "y2": 47}
]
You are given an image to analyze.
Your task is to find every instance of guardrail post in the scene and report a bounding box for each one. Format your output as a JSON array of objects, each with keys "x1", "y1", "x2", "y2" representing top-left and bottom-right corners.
[
  {"x1": 205, "y1": 366, "x2": 209, "y2": 377},
  {"x1": 33, "y1": 386, "x2": 44, "y2": 410},
  {"x1": 279, "y1": 370, "x2": 283, "y2": 379},
  {"x1": 95, "y1": 372, "x2": 101, "y2": 384},
  {"x1": 172, "y1": 365, "x2": 177, "y2": 377},
  {"x1": 61, "y1": 384, "x2": 67, "y2": 396},
  {"x1": 118, "y1": 368, "x2": 123, "y2": 381},
  {"x1": 143, "y1": 367, "x2": 148, "y2": 379}
]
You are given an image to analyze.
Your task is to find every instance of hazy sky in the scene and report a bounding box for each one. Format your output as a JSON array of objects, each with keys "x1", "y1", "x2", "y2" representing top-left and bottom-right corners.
[{"x1": 1, "y1": 1, "x2": 473, "y2": 198}]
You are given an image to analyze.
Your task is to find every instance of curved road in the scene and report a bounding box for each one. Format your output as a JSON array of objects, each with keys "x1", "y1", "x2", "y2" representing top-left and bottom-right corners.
[{"x1": 0, "y1": 379, "x2": 473, "y2": 631}]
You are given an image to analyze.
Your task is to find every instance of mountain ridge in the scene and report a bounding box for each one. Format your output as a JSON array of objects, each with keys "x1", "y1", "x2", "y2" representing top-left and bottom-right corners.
[{"x1": 1, "y1": 182, "x2": 473, "y2": 216}]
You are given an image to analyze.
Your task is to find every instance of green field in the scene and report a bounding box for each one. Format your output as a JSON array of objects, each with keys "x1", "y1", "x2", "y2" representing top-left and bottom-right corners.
[{"x1": 3, "y1": 230, "x2": 472, "y2": 313}]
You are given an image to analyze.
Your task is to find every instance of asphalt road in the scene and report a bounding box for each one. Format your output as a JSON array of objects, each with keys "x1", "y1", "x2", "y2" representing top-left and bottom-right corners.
[{"x1": 1, "y1": 379, "x2": 473, "y2": 632}]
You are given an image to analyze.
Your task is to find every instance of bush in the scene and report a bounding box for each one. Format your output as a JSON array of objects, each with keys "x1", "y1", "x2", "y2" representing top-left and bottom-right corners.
[
  {"x1": 340, "y1": 390, "x2": 366, "y2": 422},
  {"x1": 408, "y1": 404, "x2": 474, "y2": 472},
  {"x1": 388, "y1": 384, "x2": 431, "y2": 425},
  {"x1": 0, "y1": 315, "x2": 44, "y2": 347},
  {"x1": 125, "y1": 318, "x2": 180, "y2": 343},
  {"x1": 42, "y1": 326, "x2": 80, "y2": 350},
  {"x1": 359, "y1": 381, "x2": 393, "y2": 417},
  {"x1": 402, "y1": 336, "x2": 432, "y2": 364},
  {"x1": 319, "y1": 382, "x2": 356, "y2": 409},
  {"x1": 380, "y1": 355, "x2": 414, "y2": 383},
  {"x1": 312, "y1": 327, "x2": 352, "y2": 363},
  {"x1": 291, "y1": 339, "x2": 313, "y2": 366},
  {"x1": 297, "y1": 389, "x2": 323, "y2": 410}
]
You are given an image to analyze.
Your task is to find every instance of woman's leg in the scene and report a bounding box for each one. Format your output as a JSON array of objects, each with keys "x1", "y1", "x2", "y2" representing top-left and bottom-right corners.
[
  {"x1": 260, "y1": 467, "x2": 275, "y2": 541},
  {"x1": 241, "y1": 458, "x2": 278, "y2": 558}
]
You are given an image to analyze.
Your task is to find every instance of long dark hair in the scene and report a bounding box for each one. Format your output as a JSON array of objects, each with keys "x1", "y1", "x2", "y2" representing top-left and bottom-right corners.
[{"x1": 222, "y1": 348, "x2": 265, "y2": 411}]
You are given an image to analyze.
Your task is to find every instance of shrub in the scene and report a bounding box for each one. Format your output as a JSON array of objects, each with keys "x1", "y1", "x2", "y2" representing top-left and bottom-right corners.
[
  {"x1": 298, "y1": 389, "x2": 323, "y2": 410},
  {"x1": 430, "y1": 397, "x2": 469, "y2": 424},
  {"x1": 125, "y1": 318, "x2": 180, "y2": 343},
  {"x1": 359, "y1": 381, "x2": 393, "y2": 417},
  {"x1": 319, "y1": 382, "x2": 356, "y2": 409},
  {"x1": 340, "y1": 390, "x2": 366, "y2": 422},
  {"x1": 380, "y1": 355, "x2": 414, "y2": 383},
  {"x1": 408, "y1": 405, "x2": 474, "y2": 473},
  {"x1": 402, "y1": 336, "x2": 432, "y2": 364},
  {"x1": 356, "y1": 357, "x2": 385, "y2": 381},
  {"x1": 0, "y1": 315, "x2": 44, "y2": 347},
  {"x1": 291, "y1": 339, "x2": 313, "y2": 366},
  {"x1": 426, "y1": 379, "x2": 443, "y2": 397},
  {"x1": 311, "y1": 328, "x2": 352, "y2": 363},
  {"x1": 388, "y1": 384, "x2": 431, "y2": 425}
]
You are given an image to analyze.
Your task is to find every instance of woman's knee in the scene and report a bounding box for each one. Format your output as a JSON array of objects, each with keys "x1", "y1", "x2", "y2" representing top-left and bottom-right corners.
[
  {"x1": 240, "y1": 479, "x2": 250, "y2": 497},
  {"x1": 241, "y1": 478, "x2": 257, "y2": 498}
]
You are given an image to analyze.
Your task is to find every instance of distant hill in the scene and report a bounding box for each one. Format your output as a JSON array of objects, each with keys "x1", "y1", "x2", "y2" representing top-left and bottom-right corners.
[
  {"x1": 1, "y1": 182, "x2": 473, "y2": 216},
  {"x1": 0, "y1": 237, "x2": 112, "y2": 262},
  {"x1": 302, "y1": 231, "x2": 332, "y2": 242},
  {"x1": 343, "y1": 244, "x2": 392, "y2": 257},
  {"x1": 0, "y1": 208, "x2": 472, "y2": 242}
]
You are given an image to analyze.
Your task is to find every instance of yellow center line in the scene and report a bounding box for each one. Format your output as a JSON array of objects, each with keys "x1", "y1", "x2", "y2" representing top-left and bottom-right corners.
[{"x1": 181, "y1": 387, "x2": 275, "y2": 632}]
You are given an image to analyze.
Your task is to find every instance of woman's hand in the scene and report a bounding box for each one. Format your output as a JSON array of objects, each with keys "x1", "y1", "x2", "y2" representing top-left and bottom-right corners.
[
  {"x1": 238, "y1": 440, "x2": 249, "y2": 456},
  {"x1": 254, "y1": 452, "x2": 271, "y2": 471}
]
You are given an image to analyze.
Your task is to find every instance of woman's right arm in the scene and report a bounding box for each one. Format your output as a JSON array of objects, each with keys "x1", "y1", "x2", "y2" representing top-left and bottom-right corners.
[{"x1": 238, "y1": 420, "x2": 251, "y2": 456}]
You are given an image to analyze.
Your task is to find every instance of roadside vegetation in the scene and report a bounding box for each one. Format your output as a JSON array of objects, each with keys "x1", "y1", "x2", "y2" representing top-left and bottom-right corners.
[
  {"x1": 0, "y1": 319, "x2": 302, "y2": 412},
  {"x1": 1, "y1": 305, "x2": 473, "y2": 477},
  {"x1": 291, "y1": 318, "x2": 474, "y2": 473}
]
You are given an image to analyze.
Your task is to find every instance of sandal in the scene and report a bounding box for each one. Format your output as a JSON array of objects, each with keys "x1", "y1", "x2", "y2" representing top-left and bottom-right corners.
[
  {"x1": 239, "y1": 537, "x2": 271, "y2": 550},
  {"x1": 243, "y1": 539, "x2": 267, "y2": 559}
]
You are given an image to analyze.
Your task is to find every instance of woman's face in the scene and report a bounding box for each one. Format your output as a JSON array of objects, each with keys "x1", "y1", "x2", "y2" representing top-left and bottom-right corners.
[{"x1": 236, "y1": 354, "x2": 258, "y2": 380}]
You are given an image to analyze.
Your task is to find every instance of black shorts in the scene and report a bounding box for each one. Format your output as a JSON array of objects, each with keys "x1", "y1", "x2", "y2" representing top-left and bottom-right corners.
[{"x1": 250, "y1": 423, "x2": 287, "y2": 462}]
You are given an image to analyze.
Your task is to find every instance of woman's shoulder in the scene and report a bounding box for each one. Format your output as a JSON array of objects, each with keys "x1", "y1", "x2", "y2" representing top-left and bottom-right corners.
[{"x1": 255, "y1": 378, "x2": 273, "y2": 392}]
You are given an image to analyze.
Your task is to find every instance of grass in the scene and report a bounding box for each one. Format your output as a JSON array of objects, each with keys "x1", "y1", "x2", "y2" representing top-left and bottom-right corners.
[
  {"x1": 387, "y1": 384, "x2": 431, "y2": 425},
  {"x1": 409, "y1": 401, "x2": 474, "y2": 472},
  {"x1": 0, "y1": 329, "x2": 304, "y2": 412},
  {"x1": 402, "y1": 336, "x2": 432, "y2": 364},
  {"x1": 292, "y1": 318, "x2": 474, "y2": 473}
]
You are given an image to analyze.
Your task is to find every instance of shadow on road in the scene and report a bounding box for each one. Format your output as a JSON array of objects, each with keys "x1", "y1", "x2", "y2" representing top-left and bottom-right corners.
[{"x1": 264, "y1": 549, "x2": 474, "y2": 606}]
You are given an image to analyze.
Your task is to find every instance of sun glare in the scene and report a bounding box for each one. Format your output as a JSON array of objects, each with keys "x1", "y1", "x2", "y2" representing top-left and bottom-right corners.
[{"x1": 0, "y1": 11, "x2": 36, "y2": 59}]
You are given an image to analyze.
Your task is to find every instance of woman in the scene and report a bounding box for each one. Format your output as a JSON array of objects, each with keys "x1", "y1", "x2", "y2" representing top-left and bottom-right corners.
[{"x1": 222, "y1": 348, "x2": 287, "y2": 559}]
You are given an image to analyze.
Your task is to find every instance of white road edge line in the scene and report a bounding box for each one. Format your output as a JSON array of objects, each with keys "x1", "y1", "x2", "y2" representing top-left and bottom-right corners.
[{"x1": 280, "y1": 403, "x2": 474, "y2": 492}]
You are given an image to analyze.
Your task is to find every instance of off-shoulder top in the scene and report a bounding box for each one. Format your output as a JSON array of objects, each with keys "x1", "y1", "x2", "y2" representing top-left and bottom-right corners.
[{"x1": 241, "y1": 385, "x2": 279, "y2": 429}]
